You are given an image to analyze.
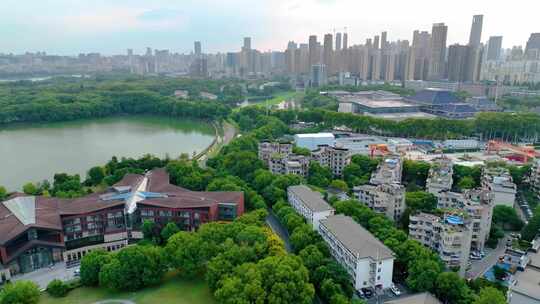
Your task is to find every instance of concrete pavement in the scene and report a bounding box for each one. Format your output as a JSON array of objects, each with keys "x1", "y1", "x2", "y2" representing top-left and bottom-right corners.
[
  {"x1": 11, "y1": 262, "x2": 77, "y2": 290},
  {"x1": 265, "y1": 208, "x2": 292, "y2": 253},
  {"x1": 467, "y1": 235, "x2": 510, "y2": 279}
]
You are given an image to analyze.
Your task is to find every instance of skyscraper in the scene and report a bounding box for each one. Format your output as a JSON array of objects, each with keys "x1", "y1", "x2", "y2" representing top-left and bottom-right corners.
[
  {"x1": 309, "y1": 35, "x2": 319, "y2": 67},
  {"x1": 381, "y1": 31, "x2": 388, "y2": 49},
  {"x1": 243, "y1": 37, "x2": 252, "y2": 51},
  {"x1": 336, "y1": 32, "x2": 342, "y2": 51},
  {"x1": 447, "y1": 44, "x2": 469, "y2": 82},
  {"x1": 525, "y1": 33, "x2": 540, "y2": 59},
  {"x1": 374, "y1": 35, "x2": 380, "y2": 49},
  {"x1": 486, "y1": 36, "x2": 503, "y2": 61},
  {"x1": 194, "y1": 41, "x2": 202, "y2": 57},
  {"x1": 407, "y1": 30, "x2": 431, "y2": 80},
  {"x1": 311, "y1": 64, "x2": 327, "y2": 87},
  {"x1": 323, "y1": 33, "x2": 333, "y2": 72},
  {"x1": 468, "y1": 15, "x2": 483, "y2": 48},
  {"x1": 343, "y1": 33, "x2": 349, "y2": 50},
  {"x1": 428, "y1": 23, "x2": 448, "y2": 80}
]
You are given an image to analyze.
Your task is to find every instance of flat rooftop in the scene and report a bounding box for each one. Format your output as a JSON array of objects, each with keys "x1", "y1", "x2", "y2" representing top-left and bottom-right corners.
[
  {"x1": 288, "y1": 185, "x2": 334, "y2": 213},
  {"x1": 512, "y1": 262, "x2": 540, "y2": 301},
  {"x1": 365, "y1": 112, "x2": 438, "y2": 120},
  {"x1": 351, "y1": 99, "x2": 418, "y2": 109},
  {"x1": 320, "y1": 214, "x2": 394, "y2": 260}
]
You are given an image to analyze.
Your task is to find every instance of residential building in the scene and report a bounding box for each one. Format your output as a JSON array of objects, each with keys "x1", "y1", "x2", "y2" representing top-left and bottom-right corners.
[
  {"x1": 426, "y1": 157, "x2": 454, "y2": 195},
  {"x1": 353, "y1": 183, "x2": 406, "y2": 221},
  {"x1": 468, "y1": 15, "x2": 483, "y2": 48},
  {"x1": 311, "y1": 145, "x2": 351, "y2": 177},
  {"x1": 370, "y1": 155, "x2": 402, "y2": 185},
  {"x1": 508, "y1": 250, "x2": 540, "y2": 304},
  {"x1": 0, "y1": 169, "x2": 244, "y2": 277},
  {"x1": 486, "y1": 36, "x2": 503, "y2": 61},
  {"x1": 258, "y1": 141, "x2": 293, "y2": 165},
  {"x1": 447, "y1": 44, "x2": 470, "y2": 82},
  {"x1": 287, "y1": 185, "x2": 334, "y2": 230},
  {"x1": 531, "y1": 160, "x2": 540, "y2": 197},
  {"x1": 428, "y1": 23, "x2": 448, "y2": 81},
  {"x1": 409, "y1": 212, "x2": 472, "y2": 276},
  {"x1": 294, "y1": 133, "x2": 335, "y2": 151},
  {"x1": 258, "y1": 141, "x2": 309, "y2": 177},
  {"x1": 311, "y1": 64, "x2": 327, "y2": 87},
  {"x1": 481, "y1": 167, "x2": 517, "y2": 207},
  {"x1": 435, "y1": 189, "x2": 493, "y2": 251},
  {"x1": 318, "y1": 215, "x2": 394, "y2": 291}
]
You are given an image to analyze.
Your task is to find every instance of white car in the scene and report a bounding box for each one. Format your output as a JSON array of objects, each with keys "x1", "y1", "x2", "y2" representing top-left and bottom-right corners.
[{"x1": 390, "y1": 284, "x2": 401, "y2": 296}]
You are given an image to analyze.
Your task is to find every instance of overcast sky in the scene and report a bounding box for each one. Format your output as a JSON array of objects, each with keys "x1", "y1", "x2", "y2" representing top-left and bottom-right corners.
[{"x1": 0, "y1": 0, "x2": 538, "y2": 55}]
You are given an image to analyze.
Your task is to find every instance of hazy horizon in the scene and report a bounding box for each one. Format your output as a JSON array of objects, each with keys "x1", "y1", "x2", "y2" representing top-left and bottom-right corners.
[{"x1": 1, "y1": 0, "x2": 538, "y2": 55}]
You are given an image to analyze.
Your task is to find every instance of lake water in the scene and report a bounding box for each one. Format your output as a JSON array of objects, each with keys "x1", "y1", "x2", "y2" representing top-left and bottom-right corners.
[{"x1": 0, "y1": 116, "x2": 215, "y2": 190}]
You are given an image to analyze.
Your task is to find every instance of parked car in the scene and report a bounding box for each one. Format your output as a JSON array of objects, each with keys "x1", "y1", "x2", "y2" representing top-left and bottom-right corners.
[
  {"x1": 361, "y1": 288, "x2": 374, "y2": 298},
  {"x1": 390, "y1": 284, "x2": 401, "y2": 296}
]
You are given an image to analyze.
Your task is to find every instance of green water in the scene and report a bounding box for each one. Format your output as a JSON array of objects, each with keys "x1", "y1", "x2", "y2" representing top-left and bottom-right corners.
[{"x1": 0, "y1": 116, "x2": 215, "y2": 190}]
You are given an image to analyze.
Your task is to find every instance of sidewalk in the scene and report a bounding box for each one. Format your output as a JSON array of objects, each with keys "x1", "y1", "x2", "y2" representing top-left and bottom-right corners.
[{"x1": 11, "y1": 262, "x2": 77, "y2": 290}]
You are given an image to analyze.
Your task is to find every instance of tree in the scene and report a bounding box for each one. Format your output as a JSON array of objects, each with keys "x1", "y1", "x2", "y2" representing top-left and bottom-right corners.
[
  {"x1": 46, "y1": 279, "x2": 69, "y2": 297},
  {"x1": 406, "y1": 259, "x2": 442, "y2": 292},
  {"x1": 0, "y1": 281, "x2": 40, "y2": 304},
  {"x1": 492, "y1": 205, "x2": 524, "y2": 231},
  {"x1": 405, "y1": 191, "x2": 437, "y2": 212},
  {"x1": 330, "y1": 179, "x2": 349, "y2": 192},
  {"x1": 22, "y1": 183, "x2": 38, "y2": 195},
  {"x1": 434, "y1": 272, "x2": 474, "y2": 304},
  {"x1": 80, "y1": 249, "x2": 110, "y2": 286},
  {"x1": 299, "y1": 245, "x2": 325, "y2": 271},
  {"x1": 99, "y1": 245, "x2": 166, "y2": 291},
  {"x1": 86, "y1": 166, "x2": 105, "y2": 186},
  {"x1": 165, "y1": 231, "x2": 205, "y2": 276},
  {"x1": 402, "y1": 160, "x2": 430, "y2": 189},
  {"x1": 307, "y1": 162, "x2": 333, "y2": 188},
  {"x1": 474, "y1": 287, "x2": 506, "y2": 304},
  {"x1": 458, "y1": 176, "x2": 476, "y2": 191},
  {"x1": 0, "y1": 186, "x2": 7, "y2": 200},
  {"x1": 161, "y1": 222, "x2": 180, "y2": 242},
  {"x1": 290, "y1": 225, "x2": 318, "y2": 253},
  {"x1": 141, "y1": 219, "x2": 159, "y2": 243}
]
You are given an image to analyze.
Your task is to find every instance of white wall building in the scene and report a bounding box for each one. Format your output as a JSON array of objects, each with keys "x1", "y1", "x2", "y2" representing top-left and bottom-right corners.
[
  {"x1": 370, "y1": 155, "x2": 402, "y2": 185},
  {"x1": 426, "y1": 157, "x2": 454, "y2": 195},
  {"x1": 311, "y1": 145, "x2": 350, "y2": 177},
  {"x1": 287, "y1": 185, "x2": 335, "y2": 230},
  {"x1": 318, "y1": 215, "x2": 394, "y2": 291},
  {"x1": 353, "y1": 183, "x2": 406, "y2": 221},
  {"x1": 508, "y1": 251, "x2": 540, "y2": 304},
  {"x1": 481, "y1": 167, "x2": 517, "y2": 208},
  {"x1": 294, "y1": 133, "x2": 335, "y2": 151}
]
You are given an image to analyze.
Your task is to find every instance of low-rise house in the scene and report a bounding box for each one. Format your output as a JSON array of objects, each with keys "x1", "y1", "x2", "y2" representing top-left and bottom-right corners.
[
  {"x1": 287, "y1": 185, "x2": 334, "y2": 230},
  {"x1": 200, "y1": 92, "x2": 218, "y2": 100},
  {"x1": 409, "y1": 212, "x2": 472, "y2": 276},
  {"x1": 435, "y1": 189, "x2": 494, "y2": 251},
  {"x1": 258, "y1": 141, "x2": 293, "y2": 165},
  {"x1": 353, "y1": 183, "x2": 405, "y2": 221},
  {"x1": 311, "y1": 145, "x2": 350, "y2": 177},
  {"x1": 481, "y1": 166, "x2": 517, "y2": 208},
  {"x1": 426, "y1": 157, "x2": 454, "y2": 195},
  {"x1": 318, "y1": 215, "x2": 395, "y2": 291},
  {"x1": 174, "y1": 90, "x2": 189, "y2": 99}
]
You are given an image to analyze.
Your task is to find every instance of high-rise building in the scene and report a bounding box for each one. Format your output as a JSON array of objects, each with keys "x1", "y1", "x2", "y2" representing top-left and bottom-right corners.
[
  {"x1": 468, "y1": 15, "x2": 484, "y2": 48},
  {"x1": 243, "y1": 37, "x2": 252, "y2": 51},
  {"x1": 311, "y1": 64, "x2": 327, "y2": 87},
  {"x1": 408, "y1": 30, "x2": 431, "y2": 80},
  {"x1": 381, "y1": 31, "x2": 388, "y2": 49},
  {"x1": 335, "y1": 32, "x2": 342, "y2": 51},
  {"x1": 525, "y1": 33, "x2": 540, "y2": 59},
  {"x1": 374, "y1": 35, "x2": 380, "y2": 49},
  {"x1": 447, "y1": 44, "x2": 470, "y2": 82},
  {"x1": 308, "y1": 35, "x2": 319, "y2": 68},
  {"x1": 194, "y1": 41, "x2": 202, "y2": 57},
  {"x1": 428, "y1": 23, "x2": 448, "y2": 80},
  {"x1": 486, "y1": 36, "x2": 503, "y2": 61},
  {"x1": 343, "y1": 33, "x2": 348, "y2": 50},
  {"x1": 323, "y1": 34, "x2": 333, "y2": 73}
]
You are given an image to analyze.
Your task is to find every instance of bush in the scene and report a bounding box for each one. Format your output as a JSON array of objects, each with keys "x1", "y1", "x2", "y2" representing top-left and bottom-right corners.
[
  {"x1": 80, "y1": 249, "x2": 110, "y2": 286},
  {"x1": 0, "y1": 281, "x2": 40, "y2": 304},
  {"x1": 46, "y1": 279, "x2": 69, "y2": 297}
]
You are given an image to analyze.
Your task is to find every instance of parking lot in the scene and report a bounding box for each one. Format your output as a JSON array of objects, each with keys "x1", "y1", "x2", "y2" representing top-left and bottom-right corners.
[
  {"x1": 355, "y1": 283, "x2": 409, "y2": 304},
  {"x1": 11, "y1": 262, "x2": 79, "y2": 290}
]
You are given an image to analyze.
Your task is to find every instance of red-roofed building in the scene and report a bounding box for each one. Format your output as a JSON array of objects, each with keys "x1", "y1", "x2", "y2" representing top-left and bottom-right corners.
[{"x1": 0, "y1": 169, "x2": 244, "y2": 280}]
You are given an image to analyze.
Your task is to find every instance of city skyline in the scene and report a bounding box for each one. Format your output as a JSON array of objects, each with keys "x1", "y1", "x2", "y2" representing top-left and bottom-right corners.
[{"x1": 1, "y1": 0, "x2": 538, "y2": 55}]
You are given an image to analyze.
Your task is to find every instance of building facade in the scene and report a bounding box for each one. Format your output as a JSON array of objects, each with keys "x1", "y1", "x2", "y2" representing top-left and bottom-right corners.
[
  {"x1": 311, "y1": 145, "x2": 351, "y2": 177},
  {"x1": 481, "y1": 167, "x2": 517, "y2": 208},
  {"x1": 287, "y1": 185, "x2": 335, "y2": 230},
  {"x1": 0, "y1": 169, "x2": 244, "y2": 279},
  {"x1": 353, "y1": 183, "x2": 406, "y2": 221},
  {"x1": 426, "y1": 157, "x2": 454, "y2": 195},
  {"x1": 318, "y1": 215, "x2": 394, "y2": 292}
]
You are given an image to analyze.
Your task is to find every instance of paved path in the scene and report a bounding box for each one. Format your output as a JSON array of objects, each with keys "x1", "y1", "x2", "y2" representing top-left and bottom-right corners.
[
  {"x1": 468, "y1": 234, "x2": 510, "y2": 279},
  {"x1": 265, "y1": 208, "x2": 292, "y2": 252},
  {"x1": 93, "y1": 300, "x2": 135, "y2": 304},
  {"x1": 11, "y1": 262, "x2": 77, "y2": 290}
]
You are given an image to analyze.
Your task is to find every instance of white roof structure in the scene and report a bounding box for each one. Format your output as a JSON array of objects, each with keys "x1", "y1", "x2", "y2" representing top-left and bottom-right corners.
[
  {"x1": 2, "y1": 196, "x2": 36, "y2": 225},
  {"x1": 295, "y1": 132, "x2": 335, "y2": 138}
]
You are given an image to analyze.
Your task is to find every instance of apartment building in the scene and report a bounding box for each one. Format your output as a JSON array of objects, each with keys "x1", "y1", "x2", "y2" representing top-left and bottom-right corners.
[
  {"x1": 353, "y1": 183, "x2": 406, "y2": 221},
  {"x1": 318, "y1": 215, "x2": 394, "y2": 291},
  {"x1": 259, "y1": 141, "x2": 310, "y2": 177},
  {"x1": 370, "y1": 155, "x2": 402, "y2": 185},
  {"x1": 426, "y1": 157, "x2": 454, "y2": 195},
  {"x1": 409, "y1": 212, "x2": 472, "y2": 276},
  {"x1": 287, "y1": 185, "x2": 335, "y2": 230},
  {"x1": 258, "y1": 141, "x2": 293, "y2": 166},
  {"x1": 508, "y1": 250, "x2": 540, "y2": 304},
  {"x1": 0, "y1": 169, "x2": 244, "y2": 278},
  {"x1": 435, "y1": 189, "x2": 493, "y2": 251},
  {"x1": 481, "y1": 167, "x2": 517, "y2": 208},
  {"x1": 531, "y1": 160, "x2": 540, "y2": 197},
  {"x1": 311, "y1": 145, "x2": 351, "y2": 177}
]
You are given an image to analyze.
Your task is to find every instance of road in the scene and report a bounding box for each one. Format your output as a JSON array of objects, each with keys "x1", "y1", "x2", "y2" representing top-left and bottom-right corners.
[
  {"x1": 198, "y1": 121, "x2": 237, "y2": 167},
  {"x1": 265, "y1": 208, "x2": 292, "y2": 252},
  {"x1": 11, "y1": 262, "x2": 77, "y2": 290},
  {"x1": 467, "y1": 234, "x2": 510, "y2": 279}
]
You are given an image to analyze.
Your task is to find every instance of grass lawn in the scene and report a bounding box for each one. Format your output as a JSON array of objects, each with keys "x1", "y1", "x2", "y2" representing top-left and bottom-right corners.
[
  {"x1": 252, "y1": 91, "x2": 299, "y2": 109},
  {"x1": 39, "y1": 273, "x2": 216, "y2": 304}
]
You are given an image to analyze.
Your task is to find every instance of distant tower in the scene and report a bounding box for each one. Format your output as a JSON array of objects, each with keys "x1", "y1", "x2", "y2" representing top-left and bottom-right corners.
[
  {"x1": 194, "y1": 41, "x2": 202, "y2": 57},
  {"x1": 486, "y1": 36, "x2": 503, "y2": 61},
  {"x1": 343, "y1": 32, "x2": 348, "y2": 49},
  {"x1": 243, "y1": 37, "x2": 252, "y2": 51},
  {"x1": 468, "y1": 15, "x2": 483, "y2": 48},
  {"x1": 309, "y1": 35, "x2": 318, "y2": 67},
  {"x1": 381, "y1": 31, "x2": 388, "y2": 49},
  {"x1": 323, "y1": 33, "x2": 333, "y2": 71},
  {"x1": 335, "y1": 32, "x2": 342, "y2": 51},
  {"x1": 428, "y1": 23, "x2": 448, "y2": 80},
  {"x1": 373, "y1": 35, "x2": 380, "y2": 50}
]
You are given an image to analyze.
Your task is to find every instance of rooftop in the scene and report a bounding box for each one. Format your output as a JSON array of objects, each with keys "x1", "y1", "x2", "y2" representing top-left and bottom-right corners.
[
  {"x1": 320, "y1": 214, "x2": 394, "y2": 260},
  {"x1": 385, "y1": 292, "x2": 442, "y2": 304},
  {"x1": 406, "y1": 89, "x2": 461, "y2": 105},
  {"x1": 288, "y1": 185, "x2": 334, "y2": 213},
  {"x1": 295, "y1": 132, "x2": 335, "y2": 138},
  {"x1": 511, "y1": 258, "x2": 540, "y2": 301}
]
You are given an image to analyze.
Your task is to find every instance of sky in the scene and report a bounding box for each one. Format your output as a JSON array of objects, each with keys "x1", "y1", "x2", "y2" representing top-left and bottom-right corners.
[{"x1": 0, "y1": 0, "x2": 538, "y2": 55}]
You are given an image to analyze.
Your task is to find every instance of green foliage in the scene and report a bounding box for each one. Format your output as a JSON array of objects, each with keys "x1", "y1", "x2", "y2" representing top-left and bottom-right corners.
[
  {"x1": 330, "y1": 179, "x2": 349, "y2": 192},
  {"x1": 80, "y1": 249, "x2": 110, "y2": 286},
  {"x1": 22, "y1": 182, "x2": 39, "y2": 195},
  {"x1": 161, "y1": 222, "x2": 181, "y2": 243},
  {"x1": 0, "y1": 281, "x2": 40, "y2": 304},
  {"x1": 521, "y1": 206, "x2": 540, "y2": 241},
  {"x1": 166, "y1": 160, "x2": 214, "y2": 191},
  {"x1": 343, "y1": 155, "x2": 380, "y2": 187},
  {"x1": 406, "y1": 259, "x2": 442, "y2": 292},
  {"x1": 458, "y1": 176, "x2": 476, "y2": 191},
  {"x1": 293, "y1": 146, "x2": 311, "y2": 156},
  {"x1": 0, "y1": 186, "x2": 6, "y2": 200},
  {"x1": 453, "y1": 165, "x2": 482, "y2": 191},
  {"x1": 99, "y1": 245, "x2": 167, "y2": 291},
  {"x1": 487, "y1": 225, "x2": 505, "y2": 248},
  {"x1": 405, "y1": 191, "x2": 437, "y2": 212},
  {"x1": 402, "y1": 160, "x2": 430, "y2": 189},
  {"x1": 493, "y1": 266, "x2": 507, "y2": 281},
  {"x1": 474, "y1": 287, "x2": 506, "y2": 304},
  {"x1": 46, "y1": 279, "x2": 69, "y2": 297},
  {"x1": 308, "y1": 162, "x2": 333, "y2": 188},
  {"x1": 86, "y1": 166, "x2": 105, "y2": 186},
  {"x1": 493, "y1": 205, "x2": 524, "y2": 231},
  {"x1": 434, "y1": 272, "x2": 474, "y2": 304},
  {"x1": 165, "y1": 231, "x2": 206, "y2": 277}
]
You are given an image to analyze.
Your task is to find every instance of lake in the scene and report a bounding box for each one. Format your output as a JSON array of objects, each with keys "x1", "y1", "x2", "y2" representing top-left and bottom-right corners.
[{"x1": 0, "y1": 116, "x2": 215, "y2": 190}]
